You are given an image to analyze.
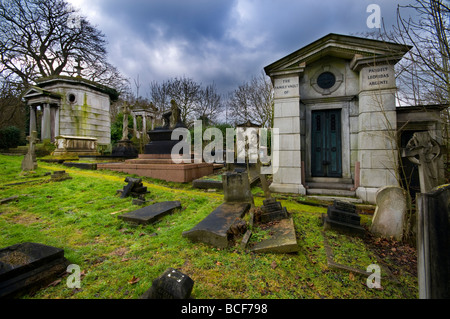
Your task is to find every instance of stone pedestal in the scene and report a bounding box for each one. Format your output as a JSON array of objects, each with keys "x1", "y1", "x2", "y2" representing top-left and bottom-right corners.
[{"x1": 111, "y1": 139, "x2": 138, "y2": 158}]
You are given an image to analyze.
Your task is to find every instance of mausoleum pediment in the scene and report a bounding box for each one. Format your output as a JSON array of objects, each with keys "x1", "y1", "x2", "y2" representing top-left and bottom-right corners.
[{"x1": 264, "y1": 33, "x2": 411, "y2": 77}]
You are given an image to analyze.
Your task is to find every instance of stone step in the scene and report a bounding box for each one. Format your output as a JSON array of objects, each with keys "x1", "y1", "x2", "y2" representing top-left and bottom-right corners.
[
  {"x1": 306, "y1": 182, "x2": 354, "y2": 190},
  {"x1": 306, "y1": 188, "x2": 356, "y2": 197}
]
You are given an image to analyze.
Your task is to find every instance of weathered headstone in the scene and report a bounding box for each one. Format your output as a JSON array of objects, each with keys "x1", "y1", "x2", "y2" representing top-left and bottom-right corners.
[
  {"x1": 0, "y1": 242, "x2": 69, "y2": 298},
  {"x1": 140, "y1": 268, "x2": 194, "y2": 299},
  {"x1": 21, "y1": 131, "x2": 39, "y2": 171},
  {"x1": 402, "y1": 132, "x2": 444, "y2": 193},
  {"x1": 371, "y1": 186, "x2": 407, "y2": 240},
  {"x1": 222, "y1": 170, "x2": 253, "y2": 204},
  {"x1": 416, "y1": 184, "x2": 450, "y2": 299},
  {"x1": 182, "y1": 202, "x2": 250, "y2": 248},
  {"x1": 118, "y1": 201, "x2": 181, "y2": 225},
  {"x1": 322, "y1": 200, "x2": 365, "y2": 236}
]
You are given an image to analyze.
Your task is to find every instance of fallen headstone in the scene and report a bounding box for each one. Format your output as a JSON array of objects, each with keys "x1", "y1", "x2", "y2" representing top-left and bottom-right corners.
[
  {"x1": 322, "y1": 200, "x2": 365, "y2": 236},
  {"x1": 118, "y1": 201, "x2": 181, "y2": 225},
  {"x1": 251, "y1": 217, "x2": 299, "y2": 254},
  {"x1": 140, "y1": 268, "x2": 194, "y2": 299},
  {"x1": 0, "y1": 242, "x2": 69, "y2": 298},
  {"x1": 182, "y1": 202, "x2": 250, "y2": 248},
  {"x1": 50, "y1": 170, "x2": 72, "y2": 182},
  {"x1": 371, "y1": 186, "x2": 407, "y2": 241}
]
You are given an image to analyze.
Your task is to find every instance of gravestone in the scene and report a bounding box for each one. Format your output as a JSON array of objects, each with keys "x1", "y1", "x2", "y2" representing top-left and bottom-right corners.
[
  {"x1": 140, "y1": 268, "x2": 194, "y2": 299},
  {"x1": 182, "y1": 202, "x2": 250, "y2": 248},
  {"x1": 222, "y1": 170, "x2": 253, "y2": 204},
  {"x1": 118, "y1": 201, "x2": 181, "y2": 225},
  {"x1": 50, "y1": 170, "x2": 72, "y2": 182},
  {"x1": 371, "y1": 186, "x2": 407, "y2": 240},
  {"x1": 117, "y1": 177, "x2": 148, "y2": 199},
  {"x1": 402, "y1": 132, "x2": 444, "y2": 193},
  {"x1": 260, "y1": 198, "x2": 288, "y2": 223},
  {"x1": 0, "y1": 242, "x2": 69, "y2": 298},
  {"x1": 322, "y1": 200, "x2": 365, "y2": 236},
  {"x1": 251, "y1": 217, "x2": 299, "y2": 254},
  {"x1": 21, "y1": 131, "x2": 39, "y2": 171},
  {"x1": 416, "y1": 184, "x2": 450, "y2": 299}
]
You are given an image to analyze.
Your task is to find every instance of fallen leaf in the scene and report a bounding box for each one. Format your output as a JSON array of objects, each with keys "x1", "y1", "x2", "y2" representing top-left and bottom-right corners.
[
  {"x1": 271, "y1": 261, "x2": 278, "y2": 269},
  {"x1": 128, "y1": 276, "x2": 140, "y2": 284},
  {"x1": 349, "y1": 272, "x2": 355, "y2": 281}
]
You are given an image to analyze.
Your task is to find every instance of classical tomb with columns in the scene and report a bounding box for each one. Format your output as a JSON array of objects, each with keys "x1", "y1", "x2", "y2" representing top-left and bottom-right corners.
[
  {"x1": 264, "y1": 33, "x2": 445, "y2": 204},
  {"x1": 22, "y1": 76, "x2": 118, "y2": 155}
]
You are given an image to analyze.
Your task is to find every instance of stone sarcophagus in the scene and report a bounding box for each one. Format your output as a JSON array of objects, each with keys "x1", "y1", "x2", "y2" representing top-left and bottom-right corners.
[{"x1": 52, "y1": 135, "x2": 99, "y2": 156}]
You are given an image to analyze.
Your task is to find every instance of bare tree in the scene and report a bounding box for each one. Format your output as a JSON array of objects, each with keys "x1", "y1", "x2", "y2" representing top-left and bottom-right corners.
[
  {"x1": 168, "y1": 76, "x2": 201, "y2": 126},
  {"x1": 227, "y1": 71, "x2": 274, "y2": 127},
  {"x1": 195, "y1": 82, "x2": 223, "y2": 124},
  {"x1": 0, "y1": 0, "x2": 125, "y2": 89}
]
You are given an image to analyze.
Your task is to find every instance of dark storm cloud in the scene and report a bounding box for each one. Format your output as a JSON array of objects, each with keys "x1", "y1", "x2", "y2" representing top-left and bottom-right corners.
[{"x1": 68, "y1": 0, "x2": 416, "y2": 96}]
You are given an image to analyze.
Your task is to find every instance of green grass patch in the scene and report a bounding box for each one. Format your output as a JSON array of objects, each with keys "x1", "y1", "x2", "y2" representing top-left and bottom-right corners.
[{"x1": 0, "y1": 155, "x2": 418, "y2": 299}]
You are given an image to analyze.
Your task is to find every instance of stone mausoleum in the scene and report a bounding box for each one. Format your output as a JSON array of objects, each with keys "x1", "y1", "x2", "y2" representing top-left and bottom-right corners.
[
  {"x1": 23, "y1": 76, "x2": 118, "y2": 154},
  {"x1": 264, "y1": 33, "x2": 445, "y2": 204}
]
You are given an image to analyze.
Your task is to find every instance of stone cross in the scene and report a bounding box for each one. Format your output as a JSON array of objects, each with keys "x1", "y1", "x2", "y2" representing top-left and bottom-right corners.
[
  {"x1": 402, "y1": 131, "x2": 442, "y2": 193},
  {"x1": 21, "y1": 130, "x2": 39, "y2": 171}
]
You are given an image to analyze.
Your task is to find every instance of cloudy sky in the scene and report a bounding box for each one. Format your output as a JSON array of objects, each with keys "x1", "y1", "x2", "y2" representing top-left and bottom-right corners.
[{"x1": 67, "y1": 0, "x2": 416, "y2": 97}]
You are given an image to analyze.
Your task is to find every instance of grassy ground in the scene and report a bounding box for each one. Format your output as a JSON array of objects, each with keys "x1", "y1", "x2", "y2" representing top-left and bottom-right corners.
[{"x1": 0, "y1": 154, "x2": 418, "y2": 299}]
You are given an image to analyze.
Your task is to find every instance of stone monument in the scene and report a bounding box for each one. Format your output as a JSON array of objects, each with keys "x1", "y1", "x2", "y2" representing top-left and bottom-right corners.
[
  {"x1": 21, "y1": 131, "x2": 39, "y2": 171},
  {"x1": 98, "y1": 100, "x2": 213, "y2": 182},
  {"x1": 111, "y1": 103, "x2": 138, "y2": 158},
  {"x1": 402, "y1": 131, "x2": 444, "y2": 193}
]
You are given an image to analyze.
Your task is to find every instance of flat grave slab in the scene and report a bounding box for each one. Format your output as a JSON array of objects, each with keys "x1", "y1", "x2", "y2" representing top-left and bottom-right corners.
[
  {"x1": 0, "y1": 242, "x2": 69, "y2": 298},
  {"x1": 118, "y1": 201, "x2": 182, "y2": 225},
  {"x1": 182, "y1": 202, "x2": 250, "y2": 248},
  {"x1": 250, "y1": 217, "x2": 299, "y2": 254}
]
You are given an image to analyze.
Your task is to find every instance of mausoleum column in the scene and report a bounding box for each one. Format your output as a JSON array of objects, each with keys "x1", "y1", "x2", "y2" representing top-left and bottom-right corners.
[
  {"x1": 54, "y1": 106, "x2": 60, "y2": 138},
  {"x1": 269, "y1": 70, "x2": 306, "y2": 194},
  {"x1": 355, "y1": 63, "x2": 399, "y2": 203},
  {"x1": 41, "y1": 103, "x2": 51, "y2": 141}
]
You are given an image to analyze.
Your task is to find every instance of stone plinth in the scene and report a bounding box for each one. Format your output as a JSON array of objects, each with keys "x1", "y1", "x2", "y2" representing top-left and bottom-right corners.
[
  {"x1": 52, "y1": 135, "x2": 99, "y2": 156},
  {"x1": 0, "y1": 242, "x2": 69, "y2": 298},
  {"x1": 97, "y1": 154, "x2": 214, "y2": 183}
]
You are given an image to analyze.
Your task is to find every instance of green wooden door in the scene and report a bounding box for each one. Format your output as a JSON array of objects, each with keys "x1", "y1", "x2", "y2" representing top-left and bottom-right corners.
[{"x1": 311, "y1": 110, "x2": 342, "y2": 177}]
